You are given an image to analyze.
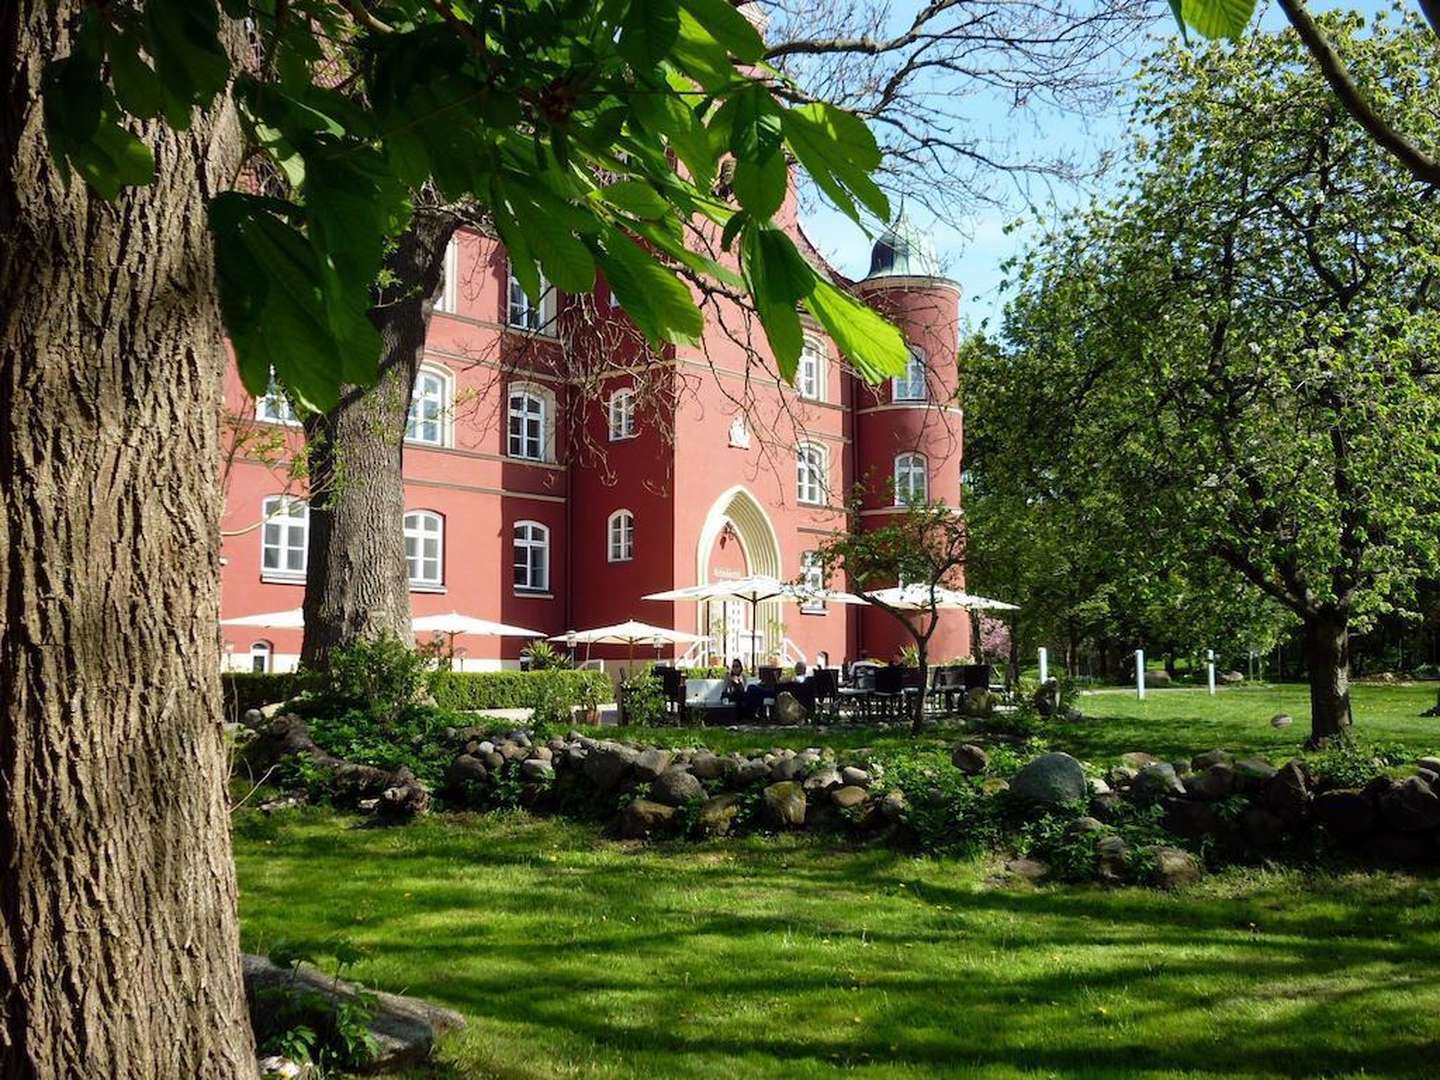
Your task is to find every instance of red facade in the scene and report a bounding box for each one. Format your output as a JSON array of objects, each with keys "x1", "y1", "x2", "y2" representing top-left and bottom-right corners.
[{"x1": 219, "y1": 212, "x2": 970, "y2": 672}]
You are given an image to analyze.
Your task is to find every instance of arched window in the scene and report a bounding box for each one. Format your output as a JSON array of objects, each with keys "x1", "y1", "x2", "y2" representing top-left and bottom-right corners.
[
  {"x1": 249, "y1": 641, "x2": 272, "y2": 673},
  {"x1": 513, "y1": 521, "x2": 550, "y2": 592},
  {"x1": 892, "y1": 346, "x2": 928, "y2": 401},
  {"x1": 608, "y1": 388, "x2": 636, "y2": 440},
  {"x1": 797, "y1": 338, "x2": 825, "y2": 401},
  {"x1": 894, "y1": 453, "x2": 928, "y2": 504},
  {"x1": 796, "y1": 442, "x2": 827, "y2": 505},
  {"x1": 508, "y1": 388, "x2": 547, "y2": 461},
  {"x1": 507, "y1": 265, "x2": 556, "y2": 333},
  {"x1": 404, "y1": 510, "x2": 444, "y2": 587},
  {"x1": 260, "y1": 496, "x2": 308, "y2": 579},
  {"x1": 406, "y1": 365, "x2": 452, "y2": 446},
  {"x1": 608, "y1": 509, "x2": 635, "y2": 562}
]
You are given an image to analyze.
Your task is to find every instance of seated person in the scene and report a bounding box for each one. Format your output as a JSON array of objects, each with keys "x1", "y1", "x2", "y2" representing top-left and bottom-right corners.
[
  {"x1": 721, "y1": 659, "x2": 747, "y2": 705},
  {"x1": 774, "y1": 661, "x2": 815, "y2": 712}
]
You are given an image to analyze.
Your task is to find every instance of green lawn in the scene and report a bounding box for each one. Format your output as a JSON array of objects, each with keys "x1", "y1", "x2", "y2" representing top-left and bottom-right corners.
[
  {"x1": 1069, "y1": 682, "x2": 1440, "y2": 762},
  {"x1": 235, "y1": 811, "x2": 1440, "y2": 1079}
]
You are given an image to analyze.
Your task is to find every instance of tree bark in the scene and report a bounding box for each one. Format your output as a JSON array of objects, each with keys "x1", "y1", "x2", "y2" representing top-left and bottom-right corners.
[
  {"x1": 1302, "y1": 608, "x2": 1353, "y2": 747},
  {"x1": 0, "y1": 5, "x2": 254, "y2": 1076},
  {"x1": 299, "y1": 210, "x2": 457, "y2": 668}
]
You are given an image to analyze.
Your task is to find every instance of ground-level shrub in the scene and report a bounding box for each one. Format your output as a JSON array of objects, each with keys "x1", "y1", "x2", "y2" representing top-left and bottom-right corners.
[
  {"x1": 223, "y1": 672, "x2": 304, "y2": 719},
  {"x1": 432, "y1": 669, "x2": 611, "y2": 712}
]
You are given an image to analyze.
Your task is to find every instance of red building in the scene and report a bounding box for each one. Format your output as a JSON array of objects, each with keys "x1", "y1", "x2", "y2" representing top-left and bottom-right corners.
[{"x1": 219, "y1": 204, "x2": 970, "y2": 672}]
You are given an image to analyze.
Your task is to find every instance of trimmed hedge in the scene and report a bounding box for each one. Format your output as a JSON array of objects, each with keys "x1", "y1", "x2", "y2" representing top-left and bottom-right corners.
[
  {"x1": 432, "y1": 669, "x2": 612, "y2": 712},
  {"x1": 222, "y1": 672, "x2": 303, "y2": 719}
]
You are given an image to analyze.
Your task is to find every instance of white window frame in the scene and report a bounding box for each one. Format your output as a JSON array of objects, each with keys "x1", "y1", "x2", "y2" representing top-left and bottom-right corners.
[
  {"x1": 249, "y1": 640, "x2": 273, "y2": 673},
  {"x1": 800, "y1": 551, "x2": 826, "y2": 614},
  {"x1": 507, "y1": 265, "x2": 556, "y2": 334},
  {"x1": 406, "y1": 364, "x2": 452, "y2": 447},
  {"x1": 508, "y1": 388, "x2": 547, "y2": 461},
  {"x1": 436, "y1": 235, "x2": 460, "y2": 314},
  {"x1": 260, "y1": 496, "x2": 308, "y2": 581},
  {"x1": 894, "y1": 453, "x2": 929, "y2": 504},
  {"x1": 608, "y1": 388, "x2": 636, "y2": 441},
  {"x1": 607, "y1": 509, "x2": 635, "y2": 563},
  {"x1": 404, "y1": 510, "x2": 445, "y2": 589},
  {"x1": 796, "y1": 442, "x2": 827, "y2": 506},
  {"x1": 892, "y1": 347, "x2": 928, "y2": 402},
  {"x1": 256, "y1": 371, "x2": 299, "y2": 426},
  {"x1": 513, "y1": 520, "x2": 550, "y2": 593},
  {"x1": 797, "y1": 339, "x2": 824, "y2": 402}
]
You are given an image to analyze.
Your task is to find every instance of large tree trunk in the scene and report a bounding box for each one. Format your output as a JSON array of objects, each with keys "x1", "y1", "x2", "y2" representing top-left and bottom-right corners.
[
  {"x1": 0, "y1": 5, "x2": 254, "y2": 1076},
  {"x1": 1302, "y1": 608, "x2": 1353, "y2": 747},
  {"x1": 300, "y1": 210, "x2": 457, "y2": 668}
]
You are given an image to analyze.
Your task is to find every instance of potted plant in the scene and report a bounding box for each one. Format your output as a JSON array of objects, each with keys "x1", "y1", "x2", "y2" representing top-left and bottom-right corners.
[{"x1": 578, "y1": 678, "x2": 602, "y2": 726}]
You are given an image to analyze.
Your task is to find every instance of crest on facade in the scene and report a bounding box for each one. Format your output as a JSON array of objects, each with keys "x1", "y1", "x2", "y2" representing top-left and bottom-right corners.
[{"x1": 728, "y1": 414, "x2": 750, "y2": 449}]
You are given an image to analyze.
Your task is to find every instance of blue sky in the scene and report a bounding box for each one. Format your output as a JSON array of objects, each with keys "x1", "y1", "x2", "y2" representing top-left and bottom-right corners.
[{"x1": 797, "y1": 0, "x2": 1394, "y2": 331}]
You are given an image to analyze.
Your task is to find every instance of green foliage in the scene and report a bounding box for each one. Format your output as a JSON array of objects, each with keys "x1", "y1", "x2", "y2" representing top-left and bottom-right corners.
[
  {"x1": 1302, "y1": 737, "x2": 1415, "y2": 789},
  {"x1": 1172, "y1": 0, "x2": 1256, "y2": 41},
  {"x1": 620, "y1": 672, "x2": 667, "y2": 727},
  {"x1": 256, "y1": 937, "x2": 379, "y2": 1073},
  {"x1": 521, "y1": 640, "x2": 572, "y2": 671},
  {"x1": 317, "y1": 635, "x2": 441, "y2": 727},
  {"x1": 306, "y1": 708, "x2": 448, "y2": 787},
  {"x1": 43, "y1": 0, "x2": 910, "y2": 411},
  {"x1": 431, "y1": 669, "x2": 611, "y2": 713},
  {"x1": 870, "y1": 749, "x2": 1009, "y2": 855}
]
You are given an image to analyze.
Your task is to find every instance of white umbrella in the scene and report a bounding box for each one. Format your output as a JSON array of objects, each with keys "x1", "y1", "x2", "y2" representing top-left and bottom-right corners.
[
  {"x1": 862, "y1": 585, "x2": 1019, "y2": 611},
  {"x1": 550, "y1": 619, "x2": 705, "y2": 665},
  {"x1": 644, "y1": 574, "x2": 865, "y2": 666},
  {"x1": 412, "y1": 611, "x2": 543, "y2": 668},
  {"x1": 220, "y1": 608, "x2": 305, "y2": 628}
]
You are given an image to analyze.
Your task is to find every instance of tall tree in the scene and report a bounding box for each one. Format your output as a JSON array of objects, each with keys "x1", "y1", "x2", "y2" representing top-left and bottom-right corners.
[
  {"x1": 1, "y1": 5, "x2": 254, "y2": 1074},
  {"x1": 988, "y1": 22, "x2": 1440, "y2": 744},
  {"x1": 8, "y1": 0, "x2": 911, "y2": 1070}
]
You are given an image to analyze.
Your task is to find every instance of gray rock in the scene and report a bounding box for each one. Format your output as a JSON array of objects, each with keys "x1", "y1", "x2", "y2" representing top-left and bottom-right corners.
[
  {"x1": 1243, "y1": 806, "x2": 1287, "y2": 848},
  {"x1": 950, "y1": 743, "x2": 990, "y2": 775},
  {"x1": 651, "y1": 767, "x2": 705, "y2": 807},
  {"x1": 618, "y1": 799, "x2": 678, "y2": 839},
  {"x1": 527, "y1": 745, "x2": 553, "y2": 763},
  {"x1": 735, "y1": 758, "x2": 771, "y2": 786},
  {"x1": 1106, "y1": 765, "x2": 1137, "y2": 789},
  {"x1": 1069, "y1": 816, "x2": 1105, "y2": 835},
  {"x1": 770, "y1": 757, "x2": 805, "y2": 782},
  {"x1": 511, "y1": 731, "x2": 532, "y2": 747},
  {"x1": 1145, "y1": 846, "x2": 1203, "y2": 889},
  {"x1": 841, "y1": 766, "x2": 872, "y2": 787},
  {"x1": 1182, "y1": 764, "x2": 1235, "y2": 802},
  {"x1": 1131, "y1": 763, "x2": 1186, "y2": 804},
  {"x1": 1089, "y1": 791, "x2": 1122, "y2": 821},
  {"x1": 1004, "y1": 857, "x2": 1049, "y2": 882},
  {"x1": 1142, "y1": 670, "x2": 1173, "y2": 688},
  {"x1": 980, "y1": 777, "x2": 1010, "y2": 797},
  {"x1": 1191, "y1": 749, "x2": 1234, "y2": 771},
  {"x1": 583, "y1": 742, "x2": 639, "y2": 790},
  {"x1": 242, "y1": 708, "x2": 265, "y2": 727},
  {"x1": 481, "y1": 750, "x2": 505, "y2": 772},
  {"x1": 1417, "y1": 756, "x2": 1440, "y2": 777},
  {"x1": 1096, "y1": 834, "x2": 1130, "y2": 881},
  {"x1": 243, "y1": 953, "x2": 464, "y2": 1072},
  {"x1": 803, "y1": 766, "x2": 843, "y2": 793},
  {"x1": 773, "y1": 691, "x2": 807, "y2": 726},
  {"x1": 689, "y1": 751, "x2": 724, "y2": 780},
  {"x1": 1163, "y1": 798, "x2": 1219, "y2": 839},
  {"x1": 1233, "y1": 757, "x2": 1278, "y2": 791},
  {"x1": 1009, "y1": 752, "x2": 1088, "y2": 806},
  {"x1": 476, "y1": 740, "x2": 496, "y2": 756},
  {"x1": 633, "y1": 748, "x2": 675, "y2": 782},
  {"x1": 1378, "y1": 775, "x2": 1440, "y2": 833},
  {"x1": 879, "y1": 789, "x2": 908, "y2": 821},
  {"x1": 1369, "y1": 828, "x2": 1432, "y2": 866},
  {"x1": 1262, "y1": 760, "x2": 1311, "y2": 826},
  {"x1": 1120, "y1": 752, "x2": 1161, "y2": 770},
  {"x1": 1314, "y1": 788, "x2": 1376, "y2": 839},
  {"x1": 762, "y1": 782, "x2": 807, "y2": 828},
  {"x1": 497, "y1": 741, "x2": 528, "y2": 762},
  {"x1": 446, "y1": 755, "x2": 488, "y2": 788},
  {"x1": 1270, "y1": 713, "x2": 1294, "y2": 729},
  {"x1": 831, "y1": 785, "x2": 869, "y2": 810},
  {"x1": 519, "y1": 758, "x2": 555, "y2": 783},
  {"x1": 1220, "y1": 670, "x2": 1245, "y2": 685},
  {"x1": 696, "y1": 793, "x2": 742, "y2": 836},
  {"x1": 1087, "y1": 777, "x2": 1112, "y2": 796}
]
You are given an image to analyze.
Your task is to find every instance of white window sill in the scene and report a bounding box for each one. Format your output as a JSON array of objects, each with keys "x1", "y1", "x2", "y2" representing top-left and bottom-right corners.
[
  {"x1": 800, "y1": 607, "x2": 828, "y2": 616},
  {"x1": 513, "y1": 590, "x2": 553, "y2": 599},
  {"x1": 261, "y1": 572, "x2": 306, "y2": 585},
  {"x1": 608, "y1": 433, "x2": 637, "y2": 442},
  {"x1": 404, "y1": 438, "x2": 451, "y2": 450},
  {"x1": 507, "y1": 454, "x2": 551, "y2": 465},
  {"x1": 505, "y1": 323, "x2": 558, "y2": 339},
  {"x1": 608, "y1": 556, "x2": 634, "y2": 564},
  {"x1": 409, "y1": 583, "x2": 446, "y2": 594}
]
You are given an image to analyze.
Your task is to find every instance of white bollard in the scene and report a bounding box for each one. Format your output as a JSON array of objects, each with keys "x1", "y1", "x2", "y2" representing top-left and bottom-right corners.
[
  {"x1": 1206, "y1": 649, "x2": 1216, "y2": 696},
  {"x1": 1136, "y1": 649, "x2": 1146, "y2": 700},
  {"x1": 1038, "y1": 647, "x2": 1048, "y2": 685}
]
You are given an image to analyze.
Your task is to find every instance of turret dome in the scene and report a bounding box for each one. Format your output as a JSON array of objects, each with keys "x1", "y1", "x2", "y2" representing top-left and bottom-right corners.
[{"x1": 866, "y1": 209, "x2": 940, "y2": 280}]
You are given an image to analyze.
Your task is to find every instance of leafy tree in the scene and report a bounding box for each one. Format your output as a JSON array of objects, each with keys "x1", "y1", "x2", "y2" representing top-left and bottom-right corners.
[
  {"x1": 4, "y1": 0, "x2": 915, "y2": 1070},
  {"x1": 986, "y1": 21, "x2": 1440, "y2": 743},
  {"x1": 813, "y1": 492, "x2": 967, "y2": 734}
]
